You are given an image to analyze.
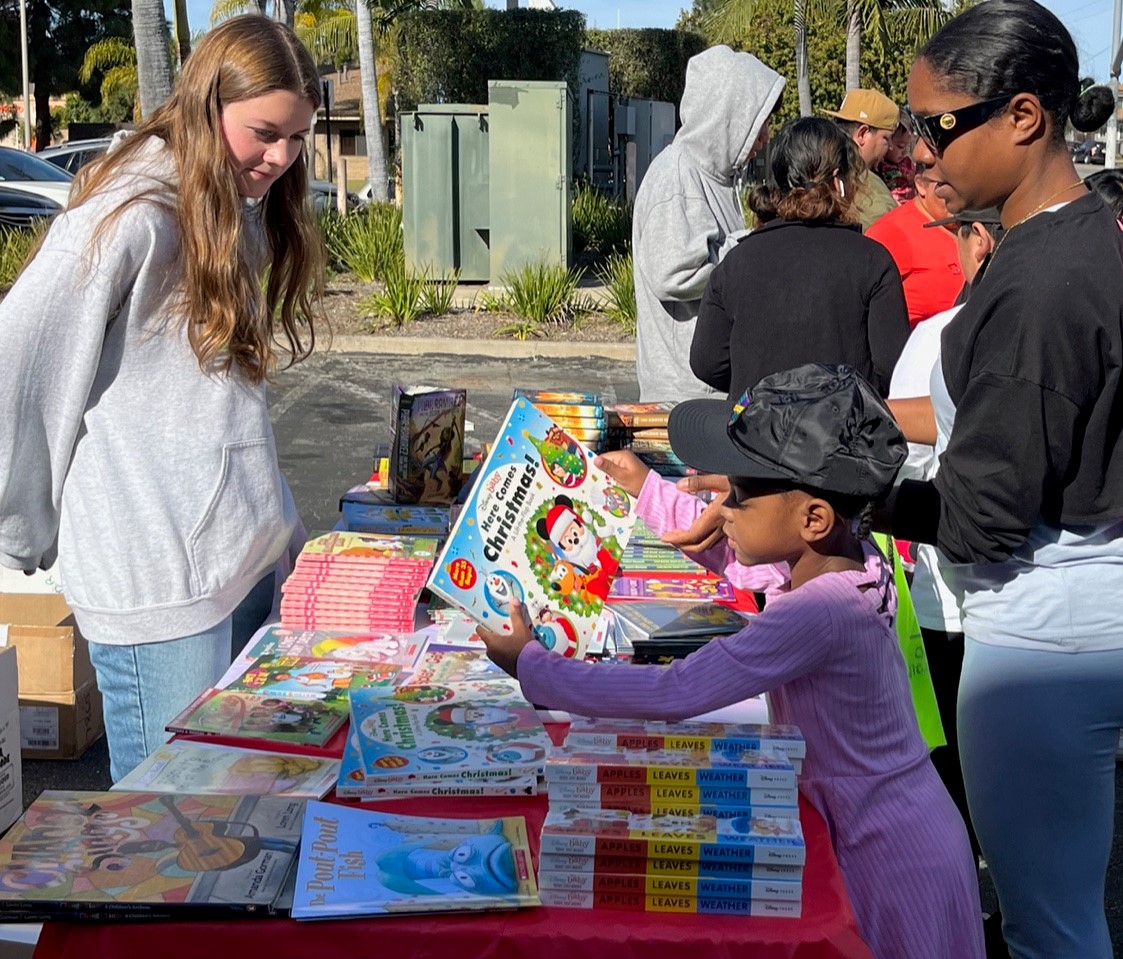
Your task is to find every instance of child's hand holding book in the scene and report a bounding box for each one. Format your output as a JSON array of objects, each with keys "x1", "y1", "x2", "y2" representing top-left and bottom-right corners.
[
  {"x1": 476, "y1": 598, "x2": 536, "y2": 678},
  {"x1": 593, "y1": 451, "x2": 650, "y2": 497}
]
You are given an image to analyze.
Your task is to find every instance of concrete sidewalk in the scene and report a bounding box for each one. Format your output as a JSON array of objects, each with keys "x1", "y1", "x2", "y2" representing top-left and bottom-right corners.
[{"x1": 324, "y1": 334, "x2": 635, "y2": 361}]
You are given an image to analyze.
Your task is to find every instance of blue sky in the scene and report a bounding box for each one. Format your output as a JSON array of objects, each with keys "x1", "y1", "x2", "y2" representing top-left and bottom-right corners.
[{"x1": 168, "y1": 0, "x2": 1120, "y2": 82}]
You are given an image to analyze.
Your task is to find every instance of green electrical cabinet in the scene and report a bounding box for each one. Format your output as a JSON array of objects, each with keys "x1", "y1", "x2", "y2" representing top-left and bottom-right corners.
[
  {"x1": 401, "y1": 104, "x2": 490, "y2": 282},
  {"x1": 487, "y1": 81, "x2": 572, "y2": 279}
]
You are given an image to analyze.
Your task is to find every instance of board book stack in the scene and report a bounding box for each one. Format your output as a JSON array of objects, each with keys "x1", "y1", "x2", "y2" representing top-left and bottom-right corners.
[
  {"x1": 0, "y1": 790, "x2": 303, "y2": 921},
  {"x1": 280, "y1": 531, "x2": 440, "y2": 633},
  {"x1": 427, "y1": 397, "x2": 638, "y2": 660},
  {"x1": 388, "y1": 385, "x2": 467, "y2": 505},
  {"x1": 564, "y1": 718, "x2": 806, "y2": 775},
  {"x1": 291, "y1": 803, "x2": 539, "y2": 918},
  {"x1": 537, "y1": 739, "x2": 804, "y2": 914},
  {"x1": 537, "y1": 805, "x2": 805, "y2": 915},
  {"x1": 340, "y1": 676, "x2": 551, "y2": 799},
  {"x1": 513, "y1": 389, "x2": 608, "y2": 453}
]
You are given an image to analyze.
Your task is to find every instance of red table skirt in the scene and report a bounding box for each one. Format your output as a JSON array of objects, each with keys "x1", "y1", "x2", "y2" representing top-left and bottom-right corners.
[{"x1": 33, "y1": 792, "x2": 872, "y2": 959}]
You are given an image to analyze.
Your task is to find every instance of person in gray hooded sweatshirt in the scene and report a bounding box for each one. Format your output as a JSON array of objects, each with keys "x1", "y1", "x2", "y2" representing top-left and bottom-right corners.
[{"x1": 633, "y1": 46, "x2": 785, "y2": 402}]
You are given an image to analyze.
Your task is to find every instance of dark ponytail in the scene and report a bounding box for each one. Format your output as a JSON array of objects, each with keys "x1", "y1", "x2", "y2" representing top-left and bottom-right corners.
[
  {"x1": 748, "y1": 117, "x2": 858, "y2": 224},
  {"x1": 919, "y1": 0, "x2": 1114, "y2": 140}
]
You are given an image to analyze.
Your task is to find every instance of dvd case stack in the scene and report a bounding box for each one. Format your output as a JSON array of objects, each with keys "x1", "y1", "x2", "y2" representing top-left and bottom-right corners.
[
  {"x1": 513, "y1": 389, "x2": 608, "y2": 453},
  {"x1": 607, "y1": 600, "x2": 752, "y2": 663},
  {"x1": 604, "y1": 402, "x2": 687, "y2": 477},
  {"x1": 279, "y1": 531, "x2": 440, "y2": 633},
  {"x1": 538, "y1": 742, "x2": 805, "y2": 915}
]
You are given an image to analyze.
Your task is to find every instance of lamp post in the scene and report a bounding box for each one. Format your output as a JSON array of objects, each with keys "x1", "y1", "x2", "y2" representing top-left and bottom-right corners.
[{"x1": 19, "y1": 0, "x2": 31, "y2": 150}]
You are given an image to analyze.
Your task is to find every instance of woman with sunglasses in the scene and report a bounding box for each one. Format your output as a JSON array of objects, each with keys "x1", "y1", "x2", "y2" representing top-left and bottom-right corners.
[{"x1": 890, "y1": 2, "x2": 1123, "y2": 955}]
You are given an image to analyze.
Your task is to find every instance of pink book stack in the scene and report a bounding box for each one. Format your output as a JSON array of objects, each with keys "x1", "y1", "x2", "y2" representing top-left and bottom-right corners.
[{"x1": 280, "y1": 531, "x2": 440, "y2": 633}]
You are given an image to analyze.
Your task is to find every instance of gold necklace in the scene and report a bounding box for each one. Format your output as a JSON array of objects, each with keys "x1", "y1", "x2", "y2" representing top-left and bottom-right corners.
[{"x1": 989, "y1": 179, "x2": 1086, "y2": 262}]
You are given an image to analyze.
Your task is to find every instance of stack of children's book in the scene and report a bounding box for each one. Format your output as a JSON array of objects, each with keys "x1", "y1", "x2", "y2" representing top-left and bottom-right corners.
[
  {"x1": 0, "y1": 789, "x2": 543, "y2": 923},
  {"x1": 280, "y1": 531, "x2": 440, "y2": 633},
  {"x1": 338, "y1": 675, "x2": 550, "y2": 800},
  {"x1": 339, "y1": 484, "x2": 454, "y2": 538},
  {"x1": 514, "y1": 389, "x2": 608, "y2": 453},
  {"x1": 113, "y1": 740, "x2": 341, "y2": 798},
  {"x1": 604, "y1": 402, "x2": 687, "y2": 477},
  {"x1": 0, "y1": 790, "x2": 304, "y2": 921},
  {"x1": 614, "y1": 517, "x2": 717, "y2": 580},
  {"x1": 535, "y1": 718, "x2": 806, "y2": 915},
  {"x1": 164, "y1": 622, "x2": 435, "y2": 750}
]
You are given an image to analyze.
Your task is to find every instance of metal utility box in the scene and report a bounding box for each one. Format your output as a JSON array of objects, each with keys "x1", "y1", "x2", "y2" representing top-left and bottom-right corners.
[
  {"x1": 626, "y1": 98, "x2": 677, "y2": 201},
  {"x1": 401, "y1": 104, "x2": 490, "y2": 282},
  {"x1": 487, "y1": 80, "x2": 572, "y2": 278}
]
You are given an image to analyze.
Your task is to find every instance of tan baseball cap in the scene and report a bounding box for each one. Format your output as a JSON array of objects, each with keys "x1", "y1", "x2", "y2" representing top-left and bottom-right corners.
[{"x1": 822, "y1": 89, "x2": 900, "y2": 130}]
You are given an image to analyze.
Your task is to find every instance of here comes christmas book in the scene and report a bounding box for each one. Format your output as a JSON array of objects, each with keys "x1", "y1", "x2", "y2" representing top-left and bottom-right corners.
[{"x1": 427, "y1": 399, "x2": 637, "y2": 659}]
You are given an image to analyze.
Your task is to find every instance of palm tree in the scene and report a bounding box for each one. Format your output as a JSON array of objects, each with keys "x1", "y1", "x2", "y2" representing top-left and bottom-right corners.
[
  {"x1": 707, "y1": 0, "x2": 947, "y2": 112},
  {"x1": 708, "y1": 0, "x2": 812, "y2": 116},
  {"x1": 840, "y1": 0, "x2": 947, "y2": 91},
  {"x1": 132, "y1": 0, "x2": 174, "y2": 117},
  {"x1": 80, "y1": 37, "x2": 140, "y2": 120},
  {"x1": 211, "y1": 0, "x2": 296, "y2": 26},
  {"x1": 172, "y1": 0, "x2": 192, "y2": 66}
]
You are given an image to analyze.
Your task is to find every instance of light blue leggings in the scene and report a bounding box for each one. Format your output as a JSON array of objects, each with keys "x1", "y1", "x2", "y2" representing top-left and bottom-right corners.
[
  {"x1": 87, "y1": 574, "x2": 275, "y2": 783},
  {"x1": 958, "y1": 639, "x2": 1123, "y2": 959}
]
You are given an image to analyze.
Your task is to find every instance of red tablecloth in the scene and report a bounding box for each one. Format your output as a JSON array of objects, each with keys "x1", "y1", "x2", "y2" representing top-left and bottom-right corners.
[{"x1": 33, "y1": 790, "x2": 871, "y2": 959}]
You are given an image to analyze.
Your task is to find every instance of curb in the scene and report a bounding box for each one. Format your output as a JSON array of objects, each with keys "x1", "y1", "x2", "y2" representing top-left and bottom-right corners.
[{"x1": 323, "y1": 335, "x2": 636, "y2": 361}]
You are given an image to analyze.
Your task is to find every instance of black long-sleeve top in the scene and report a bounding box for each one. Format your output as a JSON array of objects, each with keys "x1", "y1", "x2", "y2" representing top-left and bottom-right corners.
[
  {"x1": 892, "y1": 192, "x2": 1123, "y2": 564},
  {"x1": 689, "y1": 218, "x2": 910, "y2": 399}
]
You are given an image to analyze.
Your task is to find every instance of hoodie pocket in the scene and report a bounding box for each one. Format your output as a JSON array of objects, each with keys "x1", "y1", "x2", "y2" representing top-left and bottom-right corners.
[{"x1": 187, "y1": 438, "x2": 288, "y2": 596}]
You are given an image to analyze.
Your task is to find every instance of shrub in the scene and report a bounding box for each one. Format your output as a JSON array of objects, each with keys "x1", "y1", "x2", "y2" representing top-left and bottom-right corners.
[
  {"x1": 419, "y1": 268, "x2": 461, "y2": 316},
  {"x1": 572, "y1": 181, "x2": 632, "y2": 257},
  {"x1": 324, "y1": 203, "x2": 403, "y2": 283},
  {"x1": 495, "y1": 259, "x2": 585, "y2": 339},
  {"x1": 362, "y1": 260, "x2": 427, "y2": 327},
  {"x1": 597, "y1": 251, "x2": 636, "y2": 334},
  {"x1": 0, "y1": 226, "x2": 40, "y2": 289}
]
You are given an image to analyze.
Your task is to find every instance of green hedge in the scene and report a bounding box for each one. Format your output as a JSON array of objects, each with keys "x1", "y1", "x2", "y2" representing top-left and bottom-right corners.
[
  {"x1": 583, "y1": 28, "x2": 708, "y2": 119},
  {"x1": 395, "y1": 9, "x2": 586, "y2": 113}
]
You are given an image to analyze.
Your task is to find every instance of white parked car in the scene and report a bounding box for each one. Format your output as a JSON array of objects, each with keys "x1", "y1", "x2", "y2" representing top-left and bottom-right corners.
[
  {"x1": 0, "y1": 146, "x2": 73, "y2": 207},
  {"x1": 37, "y1": 137, "x2": 113, "y2": 176}
]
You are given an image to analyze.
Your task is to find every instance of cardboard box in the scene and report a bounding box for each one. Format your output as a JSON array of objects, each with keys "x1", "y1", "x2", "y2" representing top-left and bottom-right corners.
[
  {"x1": 0, "y1": 645, "x2": 22, "y2": 835},
  {"x1": 0, "y1": 593, "x2": 104, "y2": 760}
]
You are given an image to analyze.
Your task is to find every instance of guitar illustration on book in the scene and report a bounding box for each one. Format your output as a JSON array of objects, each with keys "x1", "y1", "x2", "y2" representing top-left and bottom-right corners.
[{"x1": 157, "y1": 796, "x2": 295, "y2": 873}]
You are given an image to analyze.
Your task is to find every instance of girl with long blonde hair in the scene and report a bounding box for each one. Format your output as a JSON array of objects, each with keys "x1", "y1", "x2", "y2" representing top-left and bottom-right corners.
[{"x1": 0, "y1": 15, "x2": 324, "y2": 781}]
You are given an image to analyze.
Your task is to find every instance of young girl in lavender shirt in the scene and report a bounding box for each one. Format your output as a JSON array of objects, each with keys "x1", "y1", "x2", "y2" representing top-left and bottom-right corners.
[{"x1": 477, "y1": 364, "x2": 983, "y2": 959}]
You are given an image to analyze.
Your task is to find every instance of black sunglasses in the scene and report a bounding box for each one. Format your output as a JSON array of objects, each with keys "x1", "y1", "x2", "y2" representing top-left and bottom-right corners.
[{"x1": 904, "y1": 96, "x2": 1011, "y2": 155}]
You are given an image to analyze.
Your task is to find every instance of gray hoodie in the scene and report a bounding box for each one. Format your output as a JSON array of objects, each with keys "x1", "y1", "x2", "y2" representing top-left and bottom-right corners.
[
  {"x1": 0, "y1": 137, "x2": 299, "y2": 645},
  {"x1": 633, "y1": 46, "x2": 785, "y2": 402}
]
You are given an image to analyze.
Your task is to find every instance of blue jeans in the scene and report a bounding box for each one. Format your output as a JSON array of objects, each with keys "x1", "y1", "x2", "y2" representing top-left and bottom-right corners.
[
  {"x1": 958, "y1": 639, "x2": 1123, "y2": 959},
  {"x1": 88, "y1": 574, "x2": 275, "y2": 783}
]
